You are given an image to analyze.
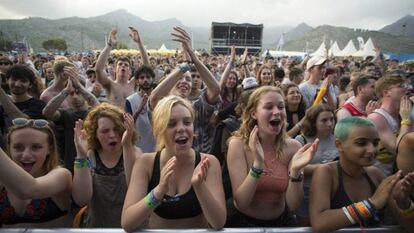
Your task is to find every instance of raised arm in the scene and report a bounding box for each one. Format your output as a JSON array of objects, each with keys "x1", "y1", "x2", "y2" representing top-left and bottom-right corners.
[
  {"x1": 129, "y1": 26, "x2": 149, "y2": 66},
  {"x1": 71, "y1": 120, "x2": 93, "y2": 207},
  {"x1": 149, "y1": 67, "x2": 184, "y2": 109},
  {"x1": 286, "y1": 139, "x2": 318, "y2": 210},
  {"x1": 240, "y1": 48, "x2": 252, "y2": 78},
  {"x1": 227, "y1": 127, "x2": 263, "y2": 211},
  {"x1": 219, "y1": 45, "x2": 236, "y2": 92},
  {"x1": 121, "y1": 113, "x2": 142, "y2": 185},
  {"x1": 0, "y1": 147, "x2": 71, "y2": 200},
  {"x1": 95, "y1": 28, "x2": 117, "y2": 88},
  {"x1": 42, "y1": 79, "x2": 73, "y2": 121},
  {"x1": 63, "y1": 65, "x2": 99, "y2": 107},
  {"x1": 172, "y1": 27, "x2": 220, "y2": 104}
]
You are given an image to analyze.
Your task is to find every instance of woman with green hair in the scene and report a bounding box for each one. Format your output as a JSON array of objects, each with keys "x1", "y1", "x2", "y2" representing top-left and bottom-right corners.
[{"x1": 310, "y1": 116, "x2": 413, "y2": 232}]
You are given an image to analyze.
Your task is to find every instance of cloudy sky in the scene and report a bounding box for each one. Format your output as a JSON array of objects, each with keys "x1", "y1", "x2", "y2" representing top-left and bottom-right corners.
[{"x1": 0, "y1": 0, "x2": 413, "y2": 29}]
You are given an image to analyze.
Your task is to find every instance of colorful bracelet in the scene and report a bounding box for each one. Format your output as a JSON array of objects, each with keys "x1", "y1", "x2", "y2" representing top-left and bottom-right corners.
[
  {"x1": 249, "y1": 169, "x2": 262, "y2": 179},
  {"x1": 249, "y1": 166, "x2": 263, "y2": 179},
  {"x1": 144, "y1": 190, "x2": 161, "y2": 209},
  {"x1": 74, "y1": 158, "x2": 90, "y2": 169},
  {"x1": 342, "y1": 207, "x2": 356, "y2": 224},
  {"x1": 365, "y1": 199, "x2": 381, "y2": 222}
]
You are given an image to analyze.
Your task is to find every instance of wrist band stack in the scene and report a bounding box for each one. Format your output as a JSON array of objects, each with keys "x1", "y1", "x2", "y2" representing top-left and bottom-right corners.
[
  {"x1": 342, "y1": 199, "x2": 380, "y2": 226},
  {"x1": 74, "y1": 158, "x2": 91, "y2": 169},
  {"x1": 144, "y1": 189, "x2": 161, "y2": 209},
  {"x1": 249, "y1": 166, "x2": 263, "y2": 179}
]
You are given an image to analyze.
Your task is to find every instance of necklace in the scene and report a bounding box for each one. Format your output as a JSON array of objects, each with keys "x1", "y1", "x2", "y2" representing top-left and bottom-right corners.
[{"x1": 339, "y1": 162, "x2": 364, "y2": 179}]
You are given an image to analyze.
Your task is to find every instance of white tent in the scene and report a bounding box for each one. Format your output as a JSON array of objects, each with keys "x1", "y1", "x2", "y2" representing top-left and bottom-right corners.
[
  {"x1": 158, "y1": 44, "x2": 168, "y2": 52},
  {"x1": 361, "y1": 38, "x2": 376, "y2": 58},
  {"x1": 336, "y1": 40, "x2": 357, "y2": 57},
  {"x1": 311, "y1": 41, "x2": 326, "y2": 57},
  {"x1": 157, "y1": 44, "x2": 175, "y2": 55},
  {"x1": 328, "y1": 41, "x2": 341, "y2": 57}
]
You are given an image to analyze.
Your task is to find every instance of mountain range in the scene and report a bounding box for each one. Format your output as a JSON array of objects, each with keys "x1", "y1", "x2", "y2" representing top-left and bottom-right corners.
[{"x1": 0, "y1": 9, "x2": 413, "y2": 53}]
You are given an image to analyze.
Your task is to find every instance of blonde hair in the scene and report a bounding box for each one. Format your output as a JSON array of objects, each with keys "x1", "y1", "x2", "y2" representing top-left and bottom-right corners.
[
  {"x1": 83, "y1": 103, "x2": 137, "y2": 150},
  {"x1": 53, "y1": 60, "x2": 74, "y2": 75},
  {"x1": 152, "y1": 95, "x2": 195, "y2": 151},
  {"x1": 233, "y1": 86, "x2": 287, "y2": 156},
  {"x1": 7, "y1": 124, "x2": 60, "y2": 174}
]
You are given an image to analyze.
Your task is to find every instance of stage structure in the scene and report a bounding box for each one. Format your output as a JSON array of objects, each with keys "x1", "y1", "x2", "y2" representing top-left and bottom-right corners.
[{"x1": 210, "y1": 22, "x2": 263, "y2": 55}]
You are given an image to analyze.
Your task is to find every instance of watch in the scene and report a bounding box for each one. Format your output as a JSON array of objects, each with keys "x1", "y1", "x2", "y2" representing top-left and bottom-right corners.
[{"x1": 289, "y1": 170, "x2": 304, "y2": 182}]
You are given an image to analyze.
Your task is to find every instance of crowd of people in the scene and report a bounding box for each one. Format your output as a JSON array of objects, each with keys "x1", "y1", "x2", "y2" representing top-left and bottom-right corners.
[{"x1": 0, "y1": 25, "x2": 414, "y2": 233}]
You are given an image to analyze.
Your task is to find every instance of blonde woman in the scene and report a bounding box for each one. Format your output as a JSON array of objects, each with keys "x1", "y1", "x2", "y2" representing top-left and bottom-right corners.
[
  {"x1": 121, "y1": 95, "x2": 226, "y2": 231},
  {"x1": 226, "y1": 86, "x2": 319, "y2": 227}
]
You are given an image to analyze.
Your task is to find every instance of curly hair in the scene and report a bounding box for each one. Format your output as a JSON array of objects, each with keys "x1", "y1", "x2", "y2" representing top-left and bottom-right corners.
[
  {"x1": 233, "y1": 86, "x2": 287, "y2": 157},
  {"x1": 83, "y1": 103, "x2": 137, "y2": 150}
]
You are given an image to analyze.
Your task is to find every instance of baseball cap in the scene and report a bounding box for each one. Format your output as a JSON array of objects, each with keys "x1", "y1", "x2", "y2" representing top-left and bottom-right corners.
[
  {"x1": 242, "y1": 77, "x2": 259, "y2": 90},
  {"x1": 306, "y1": 56, "x2": 327, "y2": 71}
]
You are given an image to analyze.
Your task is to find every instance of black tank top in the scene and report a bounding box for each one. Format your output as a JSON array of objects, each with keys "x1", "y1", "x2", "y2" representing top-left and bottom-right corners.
[
  {"x1": 147, "y1": 151, "x2": 202, "y2": 219},
  {"x1": 331, "y1": 162, "x2": 377, "y2": 209},
  {"x1": 330, "y1": 162, "x2": 384, "y2": 226}
]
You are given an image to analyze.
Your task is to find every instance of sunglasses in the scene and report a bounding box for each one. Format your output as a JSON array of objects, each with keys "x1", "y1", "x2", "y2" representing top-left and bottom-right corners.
[
  {"x1": 0, "y1": 62, "x2": 11, "y2": 65},
  {"x1": 12, "y1": 118, "x2": 49, "y2": 128}
]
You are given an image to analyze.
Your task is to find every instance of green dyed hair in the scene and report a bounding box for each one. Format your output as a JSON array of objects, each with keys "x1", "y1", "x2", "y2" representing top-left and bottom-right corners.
[{"x1": 334, "y1": 117, "x2": 375, "y2": 142}]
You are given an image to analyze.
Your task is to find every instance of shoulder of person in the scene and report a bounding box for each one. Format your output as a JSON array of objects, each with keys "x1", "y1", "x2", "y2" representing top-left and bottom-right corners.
[
  {"x1": 228, "y1": 136, "x2": 244, "y2": 147},
  {"x1": 286, "y1": 137, "x2": 302, "y2": 149},
  {"x1": 365, "y1": 165, "x2": 386, "y2": 185},
  {"x1": 314, "y1": 162, "x2": 337, "y2": 182},
  {"x1": 139, "y1": 152, "x2": 157, "y2": 164}
]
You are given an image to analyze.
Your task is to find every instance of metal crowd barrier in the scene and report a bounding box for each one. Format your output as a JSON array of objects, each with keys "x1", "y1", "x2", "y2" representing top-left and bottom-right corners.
[{"x1": 0, "y1": 226, "x2": 406, "y2": 233}]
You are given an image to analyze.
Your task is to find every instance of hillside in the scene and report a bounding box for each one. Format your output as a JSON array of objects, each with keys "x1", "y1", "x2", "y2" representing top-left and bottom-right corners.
[
  {"x1": 380, "y1": 15, "x2": 414, "y2": 37},
  {"x1": 284, "y1": 25, "x2": 414, "y2": 53},
  {"x1": 1, "y1": 9, "x2": 413, "y2": 53}
]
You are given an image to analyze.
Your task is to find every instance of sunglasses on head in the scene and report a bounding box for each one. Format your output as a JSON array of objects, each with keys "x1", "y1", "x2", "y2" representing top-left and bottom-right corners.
[
  {"x1": 12, "y1": 118, "x2": 49, "y2": 128},
  {"x1": 0, "y1": 62, "x2": 11, "y2": 65}
]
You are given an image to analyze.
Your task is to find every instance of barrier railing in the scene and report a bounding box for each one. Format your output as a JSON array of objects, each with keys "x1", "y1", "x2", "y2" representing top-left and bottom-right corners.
[{"x1": 0, "y1": 226, "x2": 405, "y2": 233}]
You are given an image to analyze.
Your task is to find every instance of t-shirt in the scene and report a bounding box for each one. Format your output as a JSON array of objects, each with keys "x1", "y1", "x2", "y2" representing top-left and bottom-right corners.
[
  {"x1": 299, "y1": 81, "x2": 337, "y2": 108},
  {"x1": 125, "y1": 93, "x2": 156, "y2": 153},
  {"x1": 0, "y1": 98, "x2": 46, "y2": 151},
  {"x1": 54, "y1": 108, "x2": 88, "y2": 172},
  {"x1": 0, "y1": 97, "x2": 46, "y2": 135}
]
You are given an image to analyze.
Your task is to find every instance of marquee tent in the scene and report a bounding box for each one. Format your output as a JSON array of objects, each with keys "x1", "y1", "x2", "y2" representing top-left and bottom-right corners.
[{"x1": 335, "y1": 40, "x2": 357, "y2": 57}]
